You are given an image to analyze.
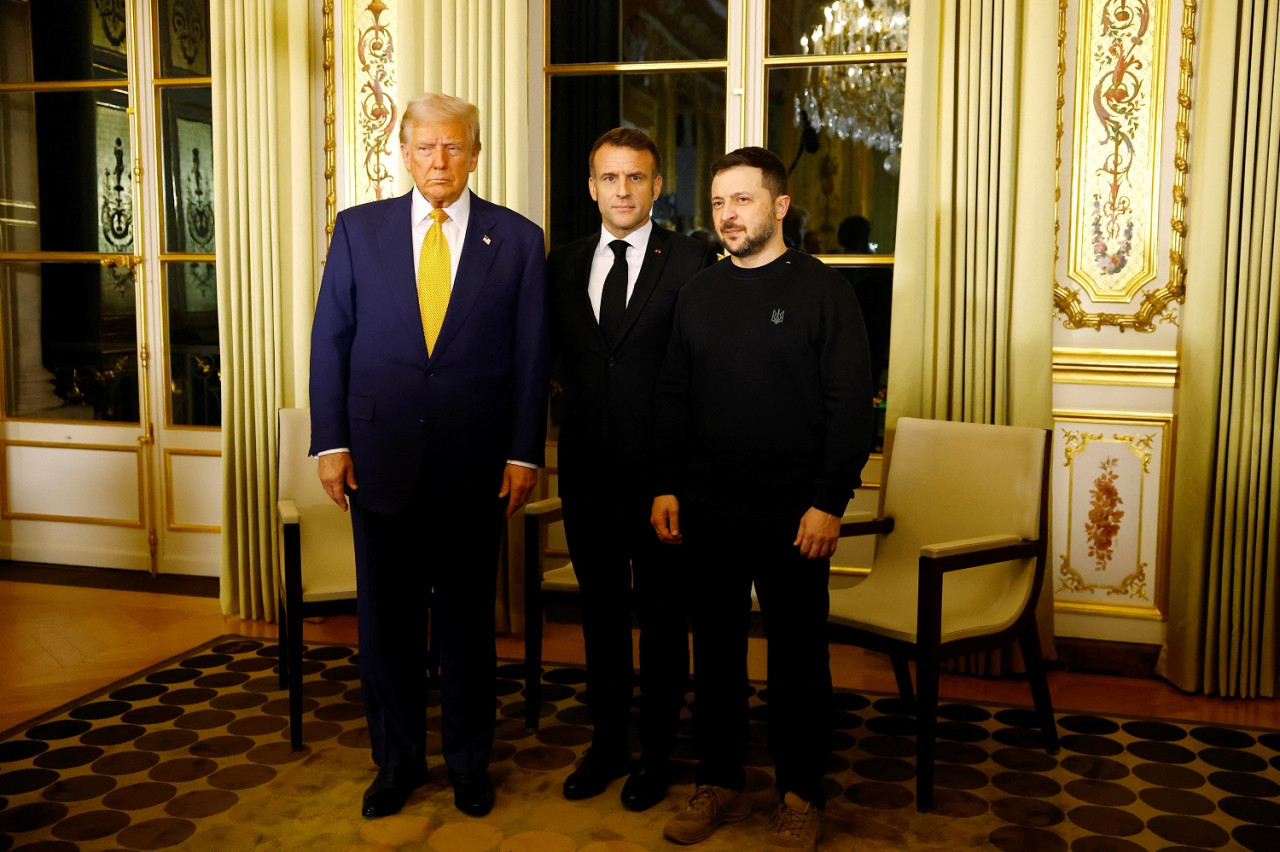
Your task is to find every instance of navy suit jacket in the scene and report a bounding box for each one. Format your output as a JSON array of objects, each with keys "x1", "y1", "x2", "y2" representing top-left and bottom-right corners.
[{"x1": 309, "y1": 189, "x2": 549, "y2": 514}]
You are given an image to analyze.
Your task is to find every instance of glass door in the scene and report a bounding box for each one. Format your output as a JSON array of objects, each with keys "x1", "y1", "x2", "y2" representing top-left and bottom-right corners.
[{"x1": 0, "y1": 0, "x2": 220, "y2": 575}]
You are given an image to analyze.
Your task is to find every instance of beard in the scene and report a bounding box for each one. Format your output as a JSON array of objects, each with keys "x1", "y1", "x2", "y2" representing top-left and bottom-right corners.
[{"x1": 721, "y1": 219, "x2": 776, "y2": 259}]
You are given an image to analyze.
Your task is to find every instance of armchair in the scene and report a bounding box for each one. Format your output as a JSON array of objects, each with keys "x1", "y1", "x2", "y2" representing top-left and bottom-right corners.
[
  {"x1": 275, "y1": 407, "x2": 358, "y2": 748},
  {"x1": 829, "y1": 417, "x2": 1058, "y2": 811}
]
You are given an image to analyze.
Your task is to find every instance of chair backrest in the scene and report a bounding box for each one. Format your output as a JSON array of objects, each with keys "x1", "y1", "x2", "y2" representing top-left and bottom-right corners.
[
  {"x1": 278, "y1": 408, "x2": 332, "y2": 511},
  {"x1": 277, "y1": 408, "x2": 356, "y2": 602},
  {"x1": 876, "y1": 418, "x2": 1049, "y2": 629},
  {"x1": 879, "y1": 417, "x2": 1046, "y2": 559}
]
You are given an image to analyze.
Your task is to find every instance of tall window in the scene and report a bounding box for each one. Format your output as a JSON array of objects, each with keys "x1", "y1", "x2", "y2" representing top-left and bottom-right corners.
[
  {"x1": 545, "y1": 0, "x2": 907, "y2": 451},
  {"x1": 0, "y1": 0, "x2": 217, "y2": 428},
  {"x1": 545, "y1": 0, "x2": 729, "y2": 249},
  {"x1": 767, "y1": 0, "x2": 907, "y2": 451}
]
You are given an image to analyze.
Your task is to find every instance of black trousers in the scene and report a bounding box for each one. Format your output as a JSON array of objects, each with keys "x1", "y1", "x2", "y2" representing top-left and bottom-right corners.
[
  {"x1": 561, "y1": 488, "x2": 689, "y2": 760},
  {"x1": 683, "y1": 500, "x2": 833, "y2": 806},
  {"x1": 350, "y1": 476, "x2": 503, "y2": 777}
]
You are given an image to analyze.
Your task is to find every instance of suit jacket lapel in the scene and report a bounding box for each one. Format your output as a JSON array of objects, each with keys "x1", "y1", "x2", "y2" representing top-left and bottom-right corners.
[
  {"x1": 377, "y1": 192, "x2": 427, "y2": 360},
  {"x1": 611, "y1": 225, "x2": 672, "y2": 348},
  {"x1": 432, "y1": 191, "x2": 499, "y2": 359},
  {"x1": 568, "y1": 238, "x2": 607, "y2": 353}
]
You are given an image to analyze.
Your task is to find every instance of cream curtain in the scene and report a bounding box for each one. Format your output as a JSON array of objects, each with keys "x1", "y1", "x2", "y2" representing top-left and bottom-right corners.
[
  {"x1": 398, "y1": 0, "x2": 535, "y2": 632},
  {"x1": 888, "y1": 0, "x2": 1057, "y2": 670},
  {"x1": 399, "y1": 0, "x2": 533, "y2": 219},
  {"x1": 1161, "y1": 0, "x2": 1278, "y2": 698},
  {"x1": 213, "y1": 0, "x2": 319, "y2": 619}
]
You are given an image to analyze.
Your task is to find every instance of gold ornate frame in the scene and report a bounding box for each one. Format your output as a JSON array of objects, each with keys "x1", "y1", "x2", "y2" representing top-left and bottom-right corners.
[
  {"x1": 1052, "y1": 411, "x2": 1172, "y2": 619},
  {"x1": 323, "y1": 0, "x2": 400, "y2": 240},
  {"x1": 1053, "y1": 0, "x2": 1198, "y2": 332}
]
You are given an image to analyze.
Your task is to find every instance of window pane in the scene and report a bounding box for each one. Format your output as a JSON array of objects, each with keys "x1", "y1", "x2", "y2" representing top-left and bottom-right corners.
[
  {"x1": 769, "y1": 0, "x2": 909, "y2": 58},
  {"x1": 835, "y1": 264, "x2": 891, "y2": 389},
  {"x1": 0, "y1": 91, "x2": 135, "y2": 254},
  {"x1": 160, "y1": 87, "x2": 214, "y2": 253},
  {"x1": 165, "y1": 261, "x2": 219, "y2": 427},
  {"x1": 1, "y1": 260, "x2": 139, "y2": 422},
  {"x1": 156, "y1": 0, "x2": 211, "y2": 78},
  {"x1": 766, "y1": 64, "x2": 903, "y2": 254},
  {"x1": 548, "y1": 0, "x2": 727, "y2": 64},
  {"x1": 548, "y1": 71, "x2": 726, "y2": 249},
  {"x1": 0, "y1": 0, "x2": 128, "y2": 83}
]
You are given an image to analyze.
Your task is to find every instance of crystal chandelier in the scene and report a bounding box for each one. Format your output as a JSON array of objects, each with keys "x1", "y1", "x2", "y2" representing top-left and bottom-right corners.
[{"x1": 796, "y1": 0, "x2": 909, "y2": 170}]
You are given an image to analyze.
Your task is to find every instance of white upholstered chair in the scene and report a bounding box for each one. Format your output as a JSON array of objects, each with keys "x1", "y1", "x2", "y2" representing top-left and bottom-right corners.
[
  {"x1": 830, "y1": 416, "x2": 1059, "y2": 811},
  {"x1": 276, "y1": 407, "x2": 358, "y2": 748}
]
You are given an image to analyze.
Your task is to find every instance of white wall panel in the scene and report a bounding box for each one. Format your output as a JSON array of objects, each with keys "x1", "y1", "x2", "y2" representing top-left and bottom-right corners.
[
  {"x1": 165, "y1": 451, "x2": 221, "y2": 531},
  {"x1": 3, "y1": 444, "x2": 141, "y2": 526}
]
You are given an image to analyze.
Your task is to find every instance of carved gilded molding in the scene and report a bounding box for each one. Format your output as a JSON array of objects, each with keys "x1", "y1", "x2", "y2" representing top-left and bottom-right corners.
[
  {"x1": 324, "y1": 0, "x2": 336, "y2": 240},
  {"x1": 1051, "y1": 347, "x2": 1179, "y2": 386},
  {"x1": 1054, "y1": 0, "x2": 1198, "y2": 332},
  {"x1": 345, "y1": 0, "x2": 398, "y2": 205}
]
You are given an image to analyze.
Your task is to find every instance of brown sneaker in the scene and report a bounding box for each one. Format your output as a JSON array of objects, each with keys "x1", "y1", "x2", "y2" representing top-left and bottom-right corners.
[
  {"x1": 766, "y1": 795, "x2": 822, "y2": 852},
  {"x1": 662, "y1": 784, "x2": 751, "y2": 845}
]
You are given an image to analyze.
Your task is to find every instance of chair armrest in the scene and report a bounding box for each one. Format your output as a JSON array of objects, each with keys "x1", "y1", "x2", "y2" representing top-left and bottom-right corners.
[
  {"x1": 840, "y1": 516, "x2": 894, "y2": 537},
  {"x1": 278, "y1": 499, "x2": 300, "y2": 525},
  {"x1": 523, "y1": 496, "x2": 563, "y2": 518},
  {"x1": 921, "y1": 535, "x2": 1038, "y2": 572},
  {"x1": 523, "y1": 497, "x2": 564, "y2": 589}
]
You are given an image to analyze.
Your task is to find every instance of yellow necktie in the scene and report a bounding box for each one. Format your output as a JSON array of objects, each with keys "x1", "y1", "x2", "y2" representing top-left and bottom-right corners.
[{"x1": 418, "y1": 207, "x2": 451, "y2": 355}]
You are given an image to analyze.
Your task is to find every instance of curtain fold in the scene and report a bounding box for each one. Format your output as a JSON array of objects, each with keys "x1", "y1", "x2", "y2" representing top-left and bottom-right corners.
[
  {"x1": 401, "y1": 0, "x2": 532, "y2": 219},
  {"x1": 1162, "y1": 0, "x2": 1279, "y2": 698},
  {"x1": 399, "y1": 0, "x2": 534, "y2": 632},
  {"x1": 213, "y1": 0, "x2": 318, "y2": 619},
  {"x1": 888, "y1": 0, "x2": 1056, "y2": 671}
]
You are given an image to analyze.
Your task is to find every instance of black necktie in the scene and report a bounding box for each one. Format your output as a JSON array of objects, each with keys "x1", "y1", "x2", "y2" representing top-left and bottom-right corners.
[{"x1": 599, "y1": 239, "x2": 629, "y2": 346}]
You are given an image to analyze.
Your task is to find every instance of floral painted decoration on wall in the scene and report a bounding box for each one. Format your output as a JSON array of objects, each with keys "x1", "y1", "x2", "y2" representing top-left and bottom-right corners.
[
  {"x1": 1084, "y1": 456, "x2": 1124, "y2": 570},
  {"x1": 1065, "y1": 0, "x2": 1167, "y2": 304}
]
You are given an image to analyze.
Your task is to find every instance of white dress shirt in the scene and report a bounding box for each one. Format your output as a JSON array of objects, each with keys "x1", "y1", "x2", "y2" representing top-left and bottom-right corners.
[
  {"x1": 587, "y1": 218, "x2": 653, "y2": 321},
  {"x1": 412, "y1": 185, "x2": 470, "y2": 287}
]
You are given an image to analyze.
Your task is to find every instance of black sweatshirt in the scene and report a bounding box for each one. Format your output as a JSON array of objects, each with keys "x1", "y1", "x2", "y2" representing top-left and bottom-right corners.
[{"x1": 653, "y1": 250, "x2": 874, "y2": 517}]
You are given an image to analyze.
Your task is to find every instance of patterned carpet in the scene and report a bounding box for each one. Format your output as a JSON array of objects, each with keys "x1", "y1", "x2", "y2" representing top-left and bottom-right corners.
[{"x1": 1, "y1": 636, "x2": 1278, "y2": 851}]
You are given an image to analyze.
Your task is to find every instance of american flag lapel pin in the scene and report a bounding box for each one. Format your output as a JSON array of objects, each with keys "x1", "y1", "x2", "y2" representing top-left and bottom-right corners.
[{"x1": 483, "y1": 235, "x2": 492, "y2": 245}]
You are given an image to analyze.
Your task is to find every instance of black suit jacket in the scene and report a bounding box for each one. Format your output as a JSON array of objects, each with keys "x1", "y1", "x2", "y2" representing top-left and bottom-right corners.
[{"x1": 549, "y1": 225, "x2": 717, "y2": 499}]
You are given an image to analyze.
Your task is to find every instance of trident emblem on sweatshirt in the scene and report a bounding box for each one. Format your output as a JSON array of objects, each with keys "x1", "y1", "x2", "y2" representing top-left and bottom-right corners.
[{"x1": 771, "y1": 308, "x2": 785, "y2": 325}]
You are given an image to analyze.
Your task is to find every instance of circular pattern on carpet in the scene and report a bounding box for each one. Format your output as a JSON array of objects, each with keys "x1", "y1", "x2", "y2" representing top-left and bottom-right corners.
[{"x1": 3, "y1": 640, "x2": 1278, "y2": 851}]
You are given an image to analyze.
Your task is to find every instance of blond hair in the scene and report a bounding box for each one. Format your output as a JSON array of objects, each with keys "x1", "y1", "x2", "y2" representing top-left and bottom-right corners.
[{"x1": 399, "y1": 93, "x2": 481, "y2": 149}]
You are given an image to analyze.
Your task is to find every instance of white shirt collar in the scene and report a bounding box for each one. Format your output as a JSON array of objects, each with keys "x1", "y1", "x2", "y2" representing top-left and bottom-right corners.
[
  {"x1": 412, "y1": 186, "x2": 471, "y2": 232},
  {"x1": 596, "y1": 218, "x2": 653, "y2": 256}
]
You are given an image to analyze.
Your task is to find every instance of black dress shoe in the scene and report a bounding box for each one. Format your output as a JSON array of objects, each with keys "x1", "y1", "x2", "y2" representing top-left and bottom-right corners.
[
  {"x1": 563, "y1": 749, "x2": 631, "y2": 800},
  {"x1": 620, "y1": 756, "x2": 670, "y2": 811},
  {"x1": 450, "y1": 771, "x2": 495, "y2": 817},
  {"x1": 361, "y1": 764, "x2": 428, "y2": 819}
]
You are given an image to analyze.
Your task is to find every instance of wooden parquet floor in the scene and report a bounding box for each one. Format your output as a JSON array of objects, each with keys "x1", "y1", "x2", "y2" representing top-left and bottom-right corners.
[{"x1": 1, "y1": 578, "x2": 1276, "y2": 736}]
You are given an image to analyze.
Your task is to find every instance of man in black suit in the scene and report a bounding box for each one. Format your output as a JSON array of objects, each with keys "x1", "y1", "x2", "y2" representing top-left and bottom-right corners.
[{"x1": 547, "y1": 127, "x2": 718, "y2": 811}]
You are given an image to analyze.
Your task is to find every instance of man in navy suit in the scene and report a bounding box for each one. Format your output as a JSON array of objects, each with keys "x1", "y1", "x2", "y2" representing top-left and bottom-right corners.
[
  {"x1": 547, "y1": 128, "x2": 717, "y2": 811},
  {"x1": 309, "y1": 92, "x2": 549, "y2": 820}
]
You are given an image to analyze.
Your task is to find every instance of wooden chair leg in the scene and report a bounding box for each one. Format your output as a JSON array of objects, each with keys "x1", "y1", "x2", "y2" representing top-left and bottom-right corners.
[
  {"x1": 523, "y1": 513, "x2": 544, "y2": 731},
  {"x1": 914, "y1": 647, "x2": 939, "y2": 812},
  {"x1": 276, "y1": 593, "x2": 289, "y2": 690},
  {"x1": 281, "y1": 522, "x2": 306, "y2": 750},
  {"x1": 890, "y1": 653, "x2": 915, "y2": 703},
  {"x1": 1018, "y1": 625, "x2": 1059, "y2": 753},
  {"x1": 286, "y1": 601, "x2": 305, "y2": 750}
]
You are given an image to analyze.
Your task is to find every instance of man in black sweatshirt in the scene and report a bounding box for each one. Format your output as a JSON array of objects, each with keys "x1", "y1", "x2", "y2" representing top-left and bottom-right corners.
[{"x1": 651, "y1": 147, "x2": 873, "y2": 852}]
